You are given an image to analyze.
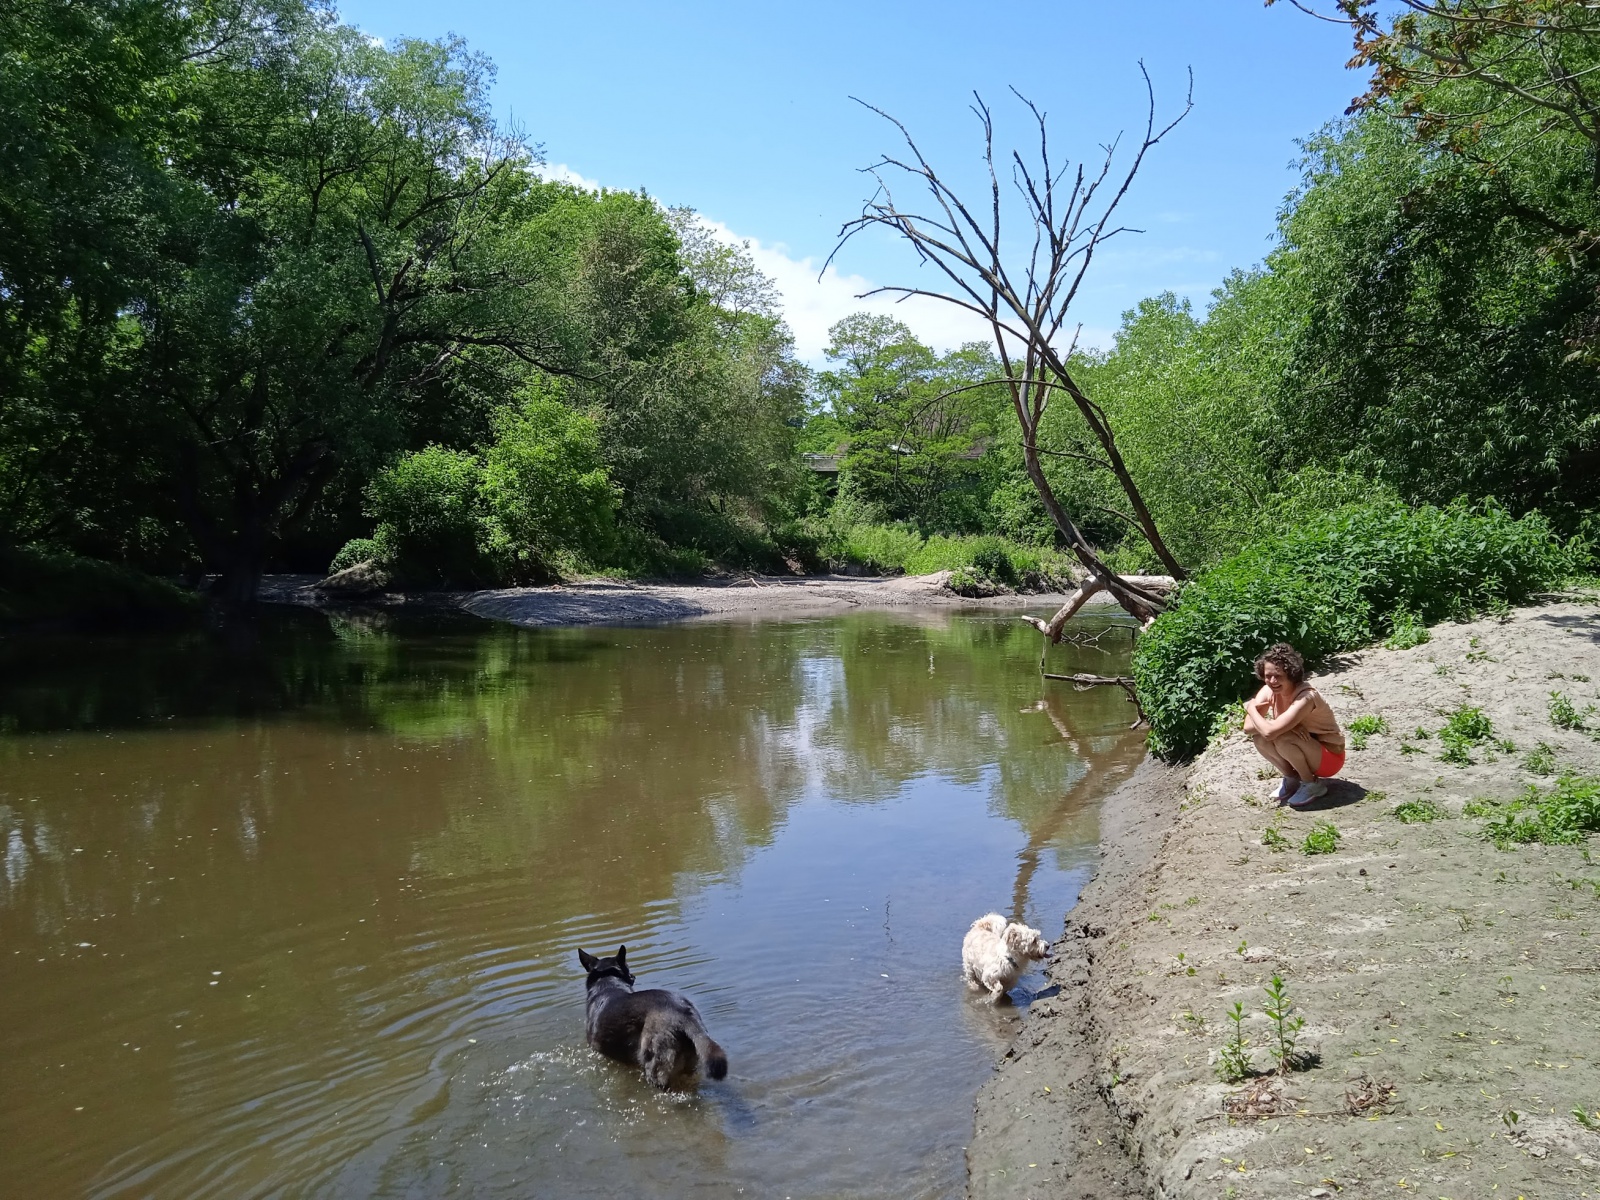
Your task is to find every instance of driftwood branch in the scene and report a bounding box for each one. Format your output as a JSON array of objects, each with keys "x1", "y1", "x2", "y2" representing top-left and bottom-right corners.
[{"x1": 1043, "y1": 672, "x2": 1146, "y2": 727}]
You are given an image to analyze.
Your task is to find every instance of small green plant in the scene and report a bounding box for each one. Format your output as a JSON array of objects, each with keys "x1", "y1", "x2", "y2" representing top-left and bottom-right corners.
[
  {"x1": 1392, "y1": 798, "x2": 1446, "y2": 824},
  {"x1": 1217, "y1": 1001, "x2": 1252, "y2": 1082},
  {"x1": 1438, "y1": 704, "x2": 1496, "y2": 766},
  {"x1": 1549, "y1": 691, "x2": 1596, "y2": 732},
  {"x1": 1262, "y1": 974, "x2": 1307, "y2": 1074},
  {"x1": 1384, "y1": 607, "x2": 1431, "y2": 650},
  {"x1": 1347, "y1": 713, "x2": 1389, "y2": 751},
  {"x1": 1523, "y1": 742, "x2": 1557, "y2": 775},
  {"x1": 1261, "y1": 824, "x2": 1290, "y2": 851},
  {"x1": 1301, "y1": 822, "x2": 1340, "y2": 855},
  {"x1": 1180, "y1": 1008, "x2": 1207, "y2": 1035},
  {"x1": 1175, "y1": 951, "x2": 1197, "y2": 977},
  {"x1": 1575, "y1": 1106, "x2": 1600, "y2": 1132}
]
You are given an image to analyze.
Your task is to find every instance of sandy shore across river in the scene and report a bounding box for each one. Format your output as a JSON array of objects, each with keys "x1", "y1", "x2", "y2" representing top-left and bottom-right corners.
[
  {"x1": 969, "y1": 597, "x2": 1600, "y2": 1199},
  {"x1": 261, "y1": 570, "x2": 1133, "y2": 625}
]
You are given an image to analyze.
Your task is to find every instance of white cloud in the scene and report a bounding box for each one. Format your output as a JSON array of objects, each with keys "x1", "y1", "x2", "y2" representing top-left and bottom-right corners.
[
  {"x1": 535, "y1": 163, "x2": 1115, "y2": 364},
  {"x1": 530, "y1": 162, "x2": 603, "y2": 192},
  {"x1": 690, "y1": 215, "x2": 995, "y2": 362}
]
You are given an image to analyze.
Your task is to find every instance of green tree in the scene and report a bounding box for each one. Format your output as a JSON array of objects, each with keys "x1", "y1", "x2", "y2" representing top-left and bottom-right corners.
[
  {"x1": 817, "y1": 315, "x2": 1003, "y2": 533},
  {"x1": 481, "y1": 391, "x2": 619, "y2": 580}
]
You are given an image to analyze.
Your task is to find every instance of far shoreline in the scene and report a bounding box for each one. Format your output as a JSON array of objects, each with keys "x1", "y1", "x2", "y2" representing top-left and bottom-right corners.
[{"x1": 256, "y1": 570, "x2": 1149, "y2": 628}]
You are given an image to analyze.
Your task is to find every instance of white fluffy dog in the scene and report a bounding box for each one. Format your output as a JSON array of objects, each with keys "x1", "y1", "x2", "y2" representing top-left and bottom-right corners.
[{"x1": 962, "y1": 913, "x2": 1049, "y2": 1001}]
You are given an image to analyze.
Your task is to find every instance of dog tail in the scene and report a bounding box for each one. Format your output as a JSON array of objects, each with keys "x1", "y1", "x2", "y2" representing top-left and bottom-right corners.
[{"x1": 692, "y1": 1029, "x2": 728, "y2": 1081}]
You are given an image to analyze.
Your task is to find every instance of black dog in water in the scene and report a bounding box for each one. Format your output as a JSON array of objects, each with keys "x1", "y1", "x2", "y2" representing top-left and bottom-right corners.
[{"x1": 577, "y1": 946, "x2": 728, "y2": 1090}]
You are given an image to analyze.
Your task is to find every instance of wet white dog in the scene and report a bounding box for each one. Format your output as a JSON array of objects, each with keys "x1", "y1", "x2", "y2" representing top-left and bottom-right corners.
[{"x1": 961, "y1": 913, "x2": 1049, "y2": 1001}]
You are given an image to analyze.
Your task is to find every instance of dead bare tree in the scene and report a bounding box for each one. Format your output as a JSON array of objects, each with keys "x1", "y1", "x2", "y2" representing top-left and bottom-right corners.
[{"x1": 828, "y1": 67, "x2": 1193, "y2": 635}]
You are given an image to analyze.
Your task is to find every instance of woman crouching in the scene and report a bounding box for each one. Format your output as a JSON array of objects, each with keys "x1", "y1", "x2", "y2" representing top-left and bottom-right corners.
[{"x1": 1243, "y1": 642, "x2": 1345, "y2": 809}]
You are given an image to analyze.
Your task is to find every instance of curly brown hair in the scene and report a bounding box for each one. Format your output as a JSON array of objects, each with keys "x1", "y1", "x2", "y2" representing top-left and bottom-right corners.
[{"x1": 1254, "y1": 642, "x2": 1306, "y2": 685}]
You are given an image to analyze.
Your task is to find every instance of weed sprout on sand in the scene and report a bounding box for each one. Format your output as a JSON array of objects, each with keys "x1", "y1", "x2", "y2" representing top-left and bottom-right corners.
[
  {"x1": 1262, "y1": 974, "x2": 1306, "y2": 1074},
  {"x1": 1524, "y1": 742, "x2": 1558, "y2": 776},
  {"x1": 1471, "y1": 774, "x2": 1600, "y2": 847},
  {"x1": 1391, "y1": 798, "x2": 1445, "y2": 824},
  {"x1": 1549, "y1": 691, "x2": 1596, "y2": 733},
  {"x1": 1301, "y1": 822, "x2": 1340, "y2": 855},
  {"x1": 1347, "y1": 713, "x2": 1389, "y2": 751},
  {"x1": 1217, "y1": 1002, "x2": 1251, "y2": 1082},
  {"x1": 1384, "y1": 608, "x2": 1430, "y2": 650},
  {"x1": 1576, "y1": 1106, "x2": 1600, "y2": 1132},
  {"x1": 1437, "y1": 705, "x2": 1499, "y2": 766}
]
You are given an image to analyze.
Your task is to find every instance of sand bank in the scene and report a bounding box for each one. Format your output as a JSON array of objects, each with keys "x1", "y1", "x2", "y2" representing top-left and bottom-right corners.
[
  {"x1": 262, "y1": 571, "x2": 1158, "y2": 625},
  {"x1": 970, "y1": 598, "x2": 1600, "y2": 1198}
]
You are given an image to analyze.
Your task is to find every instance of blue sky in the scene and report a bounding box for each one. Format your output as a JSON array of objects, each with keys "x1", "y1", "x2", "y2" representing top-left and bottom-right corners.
[{"x1": 337, "y1": 0, "x2": 1364, "y2": 360}]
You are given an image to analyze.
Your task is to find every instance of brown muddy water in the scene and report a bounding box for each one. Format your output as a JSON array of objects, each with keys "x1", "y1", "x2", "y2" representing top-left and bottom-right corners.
[{"x1": 0, "y1": 608, "x2": 1144, "y2": 1199}]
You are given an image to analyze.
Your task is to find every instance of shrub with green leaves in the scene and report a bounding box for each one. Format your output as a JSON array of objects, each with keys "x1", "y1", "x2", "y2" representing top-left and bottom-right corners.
[
  {"x1": 480, "y1": 396, "x2": 619, "y2": 582},
  {"x1": 365, "y1": 446, "x2": 489, "y2": 586},
  {"x1": 1133, "y1": 499, "x2": 1574, "y2": 758},
  {"x1": 328, "y1": 537, "x2": 383, "y2": 575}
]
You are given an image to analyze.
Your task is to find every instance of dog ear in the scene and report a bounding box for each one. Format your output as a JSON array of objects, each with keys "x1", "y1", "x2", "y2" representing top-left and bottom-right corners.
[
  {"x1": 578, "y1": 948, "x2": 597, "y2": 972},
  {"x1": 616, "y1": 945, "x2": 628, "y2": 966}
]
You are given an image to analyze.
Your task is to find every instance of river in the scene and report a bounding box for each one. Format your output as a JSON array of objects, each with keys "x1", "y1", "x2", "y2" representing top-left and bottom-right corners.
[{"x1": 0, "y1": 607, "x2": 1143, "y2": 1198}]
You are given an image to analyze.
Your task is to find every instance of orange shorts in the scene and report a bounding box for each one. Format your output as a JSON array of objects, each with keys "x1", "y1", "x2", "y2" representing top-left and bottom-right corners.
[{"x1": 1318, "y1": 746, "x2": 1346, "y2": 779}]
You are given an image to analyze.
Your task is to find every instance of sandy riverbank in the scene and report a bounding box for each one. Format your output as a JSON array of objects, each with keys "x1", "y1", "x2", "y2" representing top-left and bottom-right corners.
[
  {"x1": 261, "y1": 571, "x2": 1145, "y2": 625},
  {"x1": 970, "y1": 598, "x2": 1600, "y2": 1199}
]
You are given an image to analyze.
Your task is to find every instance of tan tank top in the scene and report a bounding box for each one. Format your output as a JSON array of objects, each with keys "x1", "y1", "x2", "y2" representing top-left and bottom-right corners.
[{"x1": 1286, "y1": 684, "x2": 1344, "y2": 754}]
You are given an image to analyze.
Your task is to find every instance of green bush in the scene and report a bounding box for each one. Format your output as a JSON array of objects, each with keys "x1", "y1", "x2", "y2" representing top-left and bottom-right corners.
[
  {"x1": 481, "y1": 397, "x2": 619, "y2": 582},
  {"x1": 820, "y1": 522, "x2": 1070, "y2": 588},
  {"x1": 365, "y1": 445, "x2": 489, "y2": 586},
  {"x1": 1133, "y1": 499, "x2": 1574, "y2": 759},
  {"x1": 328, "y1": 537, "x2": 383, "y2": 574},
  {"x1": 832, "y1": 522, "x2": 925, "y2": 573}
]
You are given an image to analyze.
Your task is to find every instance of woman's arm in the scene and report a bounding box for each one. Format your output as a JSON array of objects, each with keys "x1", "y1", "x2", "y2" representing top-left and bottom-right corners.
[
  {"x1": 1242, "y1": 685, "x2": 1273, "y2": 734},
  {"x1": 1252, "y1": 692, "x2": 1313, "y2": 740}
]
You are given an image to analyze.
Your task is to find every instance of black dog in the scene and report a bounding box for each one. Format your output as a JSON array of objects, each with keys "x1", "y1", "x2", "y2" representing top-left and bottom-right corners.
[{"x1": 577, "y1": 946, "x2": 728, "y2": 1090}]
